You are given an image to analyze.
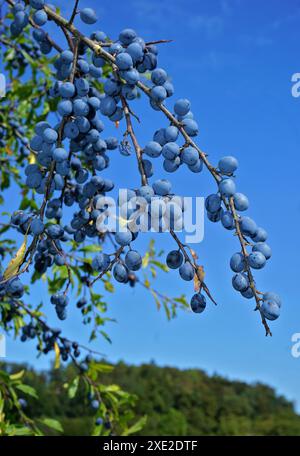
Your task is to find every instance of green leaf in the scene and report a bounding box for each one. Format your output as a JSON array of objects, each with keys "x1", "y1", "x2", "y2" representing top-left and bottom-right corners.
[
  {"x1": 174, "y1": 295, "x2": 189, "y2": 308},
  {"x1": 68, "y1": 377, "x2": 79, "y2": 399},
  {"x1": 80, "y1": 245, "x2": 102, "y2": 253},
  {"x1": 20, "y1": 49, "x2": 37, "y2": 67},
  {"x1": 19, "y1": 197, "x2": 31, "y2": 210},
  {"x1": 91, "y1": 363, "x2": 114, "y2": 373},
  {"x1": 150, "y1": 259, "x2": 169, "y2": 272},
  {"x1": 122, "y1": 416, "x2": 147, "y2": 436},
  {"x1": 150, "y1": 290, "x2": 161, "y2": 310},
  {"x1": 150, "y1": 267, "x2": 157, "y2": 278},
  {"x1": 99, "y1": 330, "x2": 112, "y2": 344},
  {"x1": 16, "y1": 384, "x2": 38, "y2": 399},
  {"x1": 163, "y1": 300, "x2": 171, "y2": 320},
  {"x1": 104, "y1": 280, "x2": 114, "y2": 293},
  {"x1": 40, "y1": 418, "x2": 63, "y2": 433},
  {"x1": 101, "y1": 384, "x2": 120, "y2": 393},
  {"x1": 7, "y1": 426, "x2": 34, "y2": 436}
]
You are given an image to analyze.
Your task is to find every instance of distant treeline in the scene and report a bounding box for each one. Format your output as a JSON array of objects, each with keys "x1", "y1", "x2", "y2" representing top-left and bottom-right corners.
[{"x1": 1, "y1": 361, "x2": 300, "y2": 436}]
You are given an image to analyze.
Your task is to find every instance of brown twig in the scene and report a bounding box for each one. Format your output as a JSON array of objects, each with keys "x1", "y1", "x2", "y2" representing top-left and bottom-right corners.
[
  {"x1": 61, "y1": 26, "x2": 74, "y2": 51},
  {"x1": 229, "y1": 197, "x2": 272, "y2": 336},
  {"x1": 90, "y1": 39, "x2": 173, "y2": 48},
  {"x1": 169, "y1": 229, "x2": 217, "y2": 305},
  {"x1": 50, "y1": 239, "x2": 72, "y2": 295},
  {"x1": 14, "y1": 299, "x2": 105, "y2": 357},
  {"x1": 32, "y1": 2, "x2": 219, "y2": 185},
  {"x1": 89, "y1": 246, "x2": 124, "y2": 286},
  {"x1": 120, "y1": 95, "x2": 148, "y2": 186},
  {"x1": 68, "y1": 0, "x2": 80, "y2": 26},
  {"x1": 59, "y1": 38, "x2": 80, "y2": 202},
  {"x1": 145, "y1": 39, "x2": 173, "y2": 46}
]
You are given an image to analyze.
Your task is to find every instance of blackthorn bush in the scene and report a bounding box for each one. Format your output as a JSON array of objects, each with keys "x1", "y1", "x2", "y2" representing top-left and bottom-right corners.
[{"x1": 0, "y1": 0, "x2": 282, "y2": 436}]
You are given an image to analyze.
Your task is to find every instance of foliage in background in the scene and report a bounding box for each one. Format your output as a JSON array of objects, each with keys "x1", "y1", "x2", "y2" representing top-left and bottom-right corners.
[
  {"x1": 0, "y1": 0, "x2": 189, "y2": 435},
  {"x1": 2, "y1": 361, "x2": 300, "y2": 436}
]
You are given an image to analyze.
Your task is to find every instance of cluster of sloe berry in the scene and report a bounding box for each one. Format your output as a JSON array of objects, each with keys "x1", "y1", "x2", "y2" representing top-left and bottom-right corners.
[
  {"x1": 2, "y1": 0, "x2": 281, "y2": 364},
  {"x1": 20, "y1": 318, "x2": 97, "y2": 367},
  {"x1": 144, "y1": 99, "x2": 201, "y2": 174},
  {"x1": 0, "y1": 117, "x2": 29, "y2": 152},
  {"x1": 204, "y1": 156, "x2": 281, "y2": 321},
  {"x1": 1, "y1": 19, "x2": 42, "y2": 70},
  {"x1": 88, "y1": 392, "x2": 111, "y2": 428},
  {"x1": 141, "y1": 97, "x2": 207, "y2": 308}
]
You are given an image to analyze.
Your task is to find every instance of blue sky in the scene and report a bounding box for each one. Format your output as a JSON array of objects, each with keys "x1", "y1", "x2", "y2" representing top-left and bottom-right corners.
[{"x1": 2, "y1": 0, "x2": 300, "y2": 411}]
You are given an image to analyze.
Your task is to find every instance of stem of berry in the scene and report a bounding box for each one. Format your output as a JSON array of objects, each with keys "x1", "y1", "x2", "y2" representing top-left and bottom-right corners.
[{"x1": 229, "y1": 197, "x2": 272, "y2": 336}]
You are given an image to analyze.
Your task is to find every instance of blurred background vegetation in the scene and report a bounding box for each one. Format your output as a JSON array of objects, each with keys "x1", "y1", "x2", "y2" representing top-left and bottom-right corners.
[{"x1": 2, "y1": 361, "x2": 300, "y2": 436}]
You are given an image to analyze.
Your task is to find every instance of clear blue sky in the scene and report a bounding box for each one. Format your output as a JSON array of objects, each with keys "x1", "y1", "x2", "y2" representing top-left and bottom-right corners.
[{"x1": 2, "y1": 0, "x2": 300, "y2": 411}]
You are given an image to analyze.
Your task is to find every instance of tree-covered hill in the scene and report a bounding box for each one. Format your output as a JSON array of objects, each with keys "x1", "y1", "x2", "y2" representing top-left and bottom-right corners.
[{"x1": 2, "y1": 361, "x2": 299, "y2": 436}]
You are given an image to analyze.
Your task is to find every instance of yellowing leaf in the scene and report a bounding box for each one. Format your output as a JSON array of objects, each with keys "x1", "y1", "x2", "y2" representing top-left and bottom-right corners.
[
  {"x1": 28, "y1": 153, "x2": 36, "y2": 164},
  {"x1": 190, "y1": 248, "x2": 198, "y2": 261},
  {"x1": 150, "y1": 289, "x2": 161, "y2": 310},
  {"x1": 54, "y1": 342, "x2": 61, "y2": 370},
  {"x1": 142, "y1": 252, "x2": 149, "y2": 268},
  {"x1": 144, "y1": 278, "x2": 150, "y2": 288},
  {"x1": 3, "y1": 232, "x2": 28, "y2": 280},
  {"x1": 5, "y1": 146, "x2": 13, "y2": 156},
  {"x1": 197, "y1": 265, "x2": 205, "y2": 282},
  {"x1": 9, "y1": 370, "x2": 25, "y2": 381},
  {"x1": 194, "y1": 266, "x2": 205, "y2": 292}
]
